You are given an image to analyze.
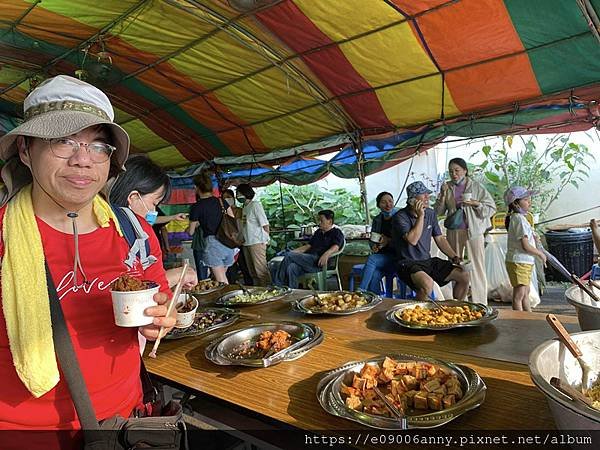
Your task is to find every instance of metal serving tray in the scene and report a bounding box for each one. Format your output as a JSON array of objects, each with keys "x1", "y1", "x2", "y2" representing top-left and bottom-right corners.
[
  {"x1": 216, "y1": 286, "x2": 291, "y2": 307},
  {"x1": 293, "y1": 291, "x2": 382, "y2": 315},
  {"x1": 205, "y1": 321, "x2": 323, "y2": 367},
  {"x1": 165, "y1": 307, "x2": 239, "y2": 340},
  {"x1": 317, "y1": 354, "x2": 486, "y2": 429},
  {"x1": 188, "y1": 280, "x2": 227, "y2": 298},
  {"x1": 385, "y1": 300, "x2": 498, "y2": 331}
]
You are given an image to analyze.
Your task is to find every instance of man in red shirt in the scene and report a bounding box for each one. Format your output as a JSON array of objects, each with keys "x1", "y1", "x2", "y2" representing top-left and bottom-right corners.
[{"x1": 0, "y1": 75, "x2": 175, "y2": 447}]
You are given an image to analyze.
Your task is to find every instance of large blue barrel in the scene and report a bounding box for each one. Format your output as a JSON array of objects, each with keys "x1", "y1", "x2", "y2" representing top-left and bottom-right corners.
[{"x1": 544, "y1": 229, "x2": 594, "y2": 281}]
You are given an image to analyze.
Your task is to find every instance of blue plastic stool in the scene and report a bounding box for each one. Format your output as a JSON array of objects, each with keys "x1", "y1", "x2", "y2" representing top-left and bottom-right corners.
[
  {"x1": 348, "y1": 264, "x2": 365, "y2": 291},
  {"x1": 591, "y1": 264, "x2": 600, "y2": 280}
]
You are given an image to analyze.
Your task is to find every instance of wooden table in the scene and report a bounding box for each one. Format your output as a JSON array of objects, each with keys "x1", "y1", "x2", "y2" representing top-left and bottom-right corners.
[{"x1": 144, "y1": 290, "x2": 579, "y2": 438}]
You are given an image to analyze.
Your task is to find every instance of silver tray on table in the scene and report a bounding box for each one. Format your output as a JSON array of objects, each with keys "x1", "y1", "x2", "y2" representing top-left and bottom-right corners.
[
  {"x1": 317, "y1": 354, "x2": 486, "y2": 429},
  {"x1": 216, "y1": 286, "x2": 291, "y2": 306},
  {"x1": 385, "y1": 300, "x2": 498, "y2": 331},
  {"x1": 164, "y1": 307, "x2": 239, "y2": 340},
  {"x1": 188, "y1": 280, "x2": 227, "y2": 298},
  {"x1": 293, "y1": 291, "x2": 382, "y2": 315},
  {"x1": 205, "y1": 321, "x2": 323, "y2": 367}
]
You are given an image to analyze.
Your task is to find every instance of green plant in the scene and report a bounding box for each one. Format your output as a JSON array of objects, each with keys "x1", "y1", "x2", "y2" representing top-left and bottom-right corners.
[
  {"x1": 470, "y1": 135, "x2": 594, "y2": 218},
  {"x1": 256, "y1": 184, "x2": 377, "y2": 258}
]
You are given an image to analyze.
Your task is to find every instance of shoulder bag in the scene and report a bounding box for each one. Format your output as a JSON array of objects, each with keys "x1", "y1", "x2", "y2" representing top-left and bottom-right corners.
[
  {"x1": 216, "y1": 199, "x2": 244, "y2": 248},
  {"x1": 444, "y1": 207, "x2": 465, "y2": 230},
  {"x1": 46, "y1": 264, "x2": 186, "y2": 450}
]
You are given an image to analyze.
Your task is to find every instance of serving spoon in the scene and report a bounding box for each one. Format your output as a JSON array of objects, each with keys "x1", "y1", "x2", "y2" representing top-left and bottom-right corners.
[{"x1": 546, "y1": 314, "x2": 598, "y2": 393}]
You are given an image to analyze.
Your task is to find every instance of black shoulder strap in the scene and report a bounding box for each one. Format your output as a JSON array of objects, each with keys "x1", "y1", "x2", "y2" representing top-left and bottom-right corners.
[{"x1": 46, "y1": 263, "x2": 100, "y2": 432}]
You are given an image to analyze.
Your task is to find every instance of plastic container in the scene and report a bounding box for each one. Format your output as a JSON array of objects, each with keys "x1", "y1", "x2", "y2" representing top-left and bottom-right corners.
[{"x1": 544, "y1": 229, "x2": 593, "y2": 281}]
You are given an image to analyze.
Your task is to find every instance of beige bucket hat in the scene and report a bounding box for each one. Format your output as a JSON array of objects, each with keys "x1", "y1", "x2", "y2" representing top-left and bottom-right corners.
[{"x1": 0, "y1": 75, "x2": 130, "y2": 204}]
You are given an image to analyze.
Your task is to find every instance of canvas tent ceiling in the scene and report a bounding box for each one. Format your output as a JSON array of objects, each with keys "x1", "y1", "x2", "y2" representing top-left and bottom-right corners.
[{"x1": 1, "y1": 0, "x2": 599, "y2": 171}]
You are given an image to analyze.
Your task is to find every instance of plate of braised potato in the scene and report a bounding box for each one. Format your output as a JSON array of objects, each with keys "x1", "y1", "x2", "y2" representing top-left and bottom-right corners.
[
  {"x1": 385, "y1": 300, "x2": 498, "y2": 330},
  {"x1": 293, "y1": 291, "x2": 382, "y2": 315}
]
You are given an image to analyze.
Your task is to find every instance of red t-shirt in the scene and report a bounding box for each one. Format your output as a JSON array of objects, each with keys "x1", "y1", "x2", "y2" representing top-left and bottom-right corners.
[{"x1": 0, "y1": 206, "x2": 169, "y2": 435}]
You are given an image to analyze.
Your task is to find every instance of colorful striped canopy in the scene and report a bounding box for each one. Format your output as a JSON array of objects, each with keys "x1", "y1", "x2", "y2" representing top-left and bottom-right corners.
[{"x1": 1, "y1": 0, "x2": 599, "y2": 170}]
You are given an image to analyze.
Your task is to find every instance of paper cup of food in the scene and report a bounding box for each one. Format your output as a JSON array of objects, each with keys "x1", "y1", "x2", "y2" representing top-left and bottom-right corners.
[
  {"x1": 370, "y1": 231, "x2": 382, "y2": 243},
  {"x1": 110, "y1": 275, "x2": 159, "y2": 327},
  {"x1": 462, "y1": 193, "x2": 473, "y2": 202},
  {"x1": 175, "y1": 294, "x2": 198, "y2": 329}
]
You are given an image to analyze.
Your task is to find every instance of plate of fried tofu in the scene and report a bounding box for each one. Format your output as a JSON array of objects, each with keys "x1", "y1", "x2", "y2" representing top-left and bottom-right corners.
[{"x1": 317, "y1": 354, "x2": 486, "y2": 429}]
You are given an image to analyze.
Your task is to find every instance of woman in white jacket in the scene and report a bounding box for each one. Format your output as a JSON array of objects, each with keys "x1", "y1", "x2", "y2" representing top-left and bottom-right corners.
[{"x1": 434, "y1": 158, "x2": 496, "y2": 304}]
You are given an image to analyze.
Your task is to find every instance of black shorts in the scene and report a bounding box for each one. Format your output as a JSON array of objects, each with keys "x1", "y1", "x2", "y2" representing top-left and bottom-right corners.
[{"x1": 397, "y1": 257, "x2": 456, "y2": 290}]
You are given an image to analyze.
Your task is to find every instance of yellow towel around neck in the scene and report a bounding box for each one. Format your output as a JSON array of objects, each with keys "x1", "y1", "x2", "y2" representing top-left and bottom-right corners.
[{"x1": 1, "y1": 184, "x2": 121, "y2": 398}]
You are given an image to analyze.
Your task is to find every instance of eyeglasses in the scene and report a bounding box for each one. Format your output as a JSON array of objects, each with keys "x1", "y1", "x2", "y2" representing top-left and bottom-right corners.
[{"x1": 43, "y1": 137, "x2": 115, "y2": 163}]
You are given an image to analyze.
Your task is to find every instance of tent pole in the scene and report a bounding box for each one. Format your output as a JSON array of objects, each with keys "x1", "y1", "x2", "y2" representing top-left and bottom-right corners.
[
  {"x1": 356, "y1": 140, "x2": 370, "y2": 225},
  {"x1": 278, "y1": 177, "x2": 287, "y2": 229}
]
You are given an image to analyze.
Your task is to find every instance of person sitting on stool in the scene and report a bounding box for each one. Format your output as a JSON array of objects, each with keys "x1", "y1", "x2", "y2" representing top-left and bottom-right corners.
[
  {"x1": 271, "y1": 209, "x2": 344, "y2": 288},
  {"x1": 392, "y1": 181, "x2": 469, "y2": 301}
]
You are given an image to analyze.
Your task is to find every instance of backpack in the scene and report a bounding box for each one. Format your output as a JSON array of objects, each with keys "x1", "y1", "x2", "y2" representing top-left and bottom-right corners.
[{"x1": 111, "y1": 205, "x2": 157, "y2": 270}]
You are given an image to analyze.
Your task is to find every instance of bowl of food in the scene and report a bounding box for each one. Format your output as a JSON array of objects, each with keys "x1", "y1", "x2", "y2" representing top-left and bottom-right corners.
[
  {"x1": 293, "y1": 291, "x2": 382, "y2": 315},
  {"x1": 385, "y1": 300, "x2": 497, "y2": 331},
  {"x1": 317, "y1": 354, "x2": 486, "y2": 429},
  {"x1": 565, "y1": 285, "x2": 600, "y2": 331},
  {"x1": 529, "y1": 329, "x2": 600, "y2": 429},
  {"x1": 205, "y1": 321, "x2": 323, "y2": 367},
  {"x1": 175, "y1": 294, "x2": 199, "y2": 329},
  {"x1": 216, "y1": 286, "x2": 291, "y2": 306},
  {"x1": 110, "y1": 275, "x2": 159, "y2": 327}
]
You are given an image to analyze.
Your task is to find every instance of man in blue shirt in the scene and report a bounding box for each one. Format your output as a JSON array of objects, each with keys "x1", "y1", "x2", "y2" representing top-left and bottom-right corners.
[
  {"x1": 272, "y1": 209, "x2": 344, "y2": 288},
  {"x1": 392, "y1": 181, "x2": 469, "y2": 301}
]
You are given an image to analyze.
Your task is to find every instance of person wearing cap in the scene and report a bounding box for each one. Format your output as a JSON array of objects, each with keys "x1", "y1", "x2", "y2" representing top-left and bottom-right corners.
[
  {"x1": 504, "y1": 186, "x2": 546, "y2": 311},
  {"x1": 433, "y1": 157, "x2": 496, "y2": 305},
  {"x1": 0, "y1": 75, "x2": 174, "y2": 439},
  {"x1": 391, "y1": 181, "x2": 470, "y2": 301}
]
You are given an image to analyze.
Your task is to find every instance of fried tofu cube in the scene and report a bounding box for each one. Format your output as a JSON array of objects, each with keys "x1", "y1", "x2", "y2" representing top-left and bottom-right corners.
[
  {"x1": 391, "y1": 379, "x2": 405, "y2": 398},
  {"x1": 422, "y1": 379, "x2": 441, "y2": 392},
  {"x1": 415, "y1": 365, "x2": 429, "y2": 380},
  {"x1": 382, "y1": 356, "x2": 398, "y2": 370},
  {"x1": 345, "y1": 395, "x2": 363, "y2": 410},
  {"x1": 378, "y1": 367, "x2": 395, "y2": 384},
  {"x1": 360, "y1": 363, "x2": 380, "y2": 380},
  {"x1": 427, "y1": 393, "x2": 443, "y2": 411},
  {"x1": 402, "y1": 375, "x2": 418, "y2": 391},
  {"x1": 413, "y1": 391, "x2": 429, "y2": 410},
  {"x1": 425, "y1": 363, "x2": 438, "y2": 377},
  {"x1": 406, "y1": 361, "x2": 416, "y2": 376},
  {"x1": 446, "y1": 384, "x2": 463, "y2": 400},
  {"x1": 352, "y1": 374, "x2": 367, "y2": 391},
  {"x1": 363, "y1": 389, "x2": 377, "y2": 401},
  {"x1": 433, "y1": 385, "x2": 447, "y2": 395},
  {"x1": 404, "y1": 390, "x2": 418, "y2": 407},
  {"x1": 340, "y1": 383, "x2": 358, "y2": 397},
  {"x1": 397, "y1": 394, "x2": 408, "y2": 411},
  {"x1": 443, "y1": 394, "x2": 456, "y2": 409},
  {"x1": 395, "y1": 362, "x2": 408, "y2": 375}
]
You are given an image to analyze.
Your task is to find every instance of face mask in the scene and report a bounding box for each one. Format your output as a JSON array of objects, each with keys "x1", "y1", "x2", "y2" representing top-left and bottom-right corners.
[
  {"x1": 225, "y1": 198, "x2": 235, "y2": 207},
  {"x1": 135, "y1": 192, "x2": 158, "y2": 225},
  {"x1": 237, "y1": 196, "x2": 246, "y2": 203},
  {"x1": 382, "y1": 207, "x2": 399, "y2": 218},
  {"x1": 451, "y1": 176, "x2": 465, "y2": 186}
]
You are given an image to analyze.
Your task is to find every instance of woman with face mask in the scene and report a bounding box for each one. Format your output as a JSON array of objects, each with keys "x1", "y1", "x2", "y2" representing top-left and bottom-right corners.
[
  {"x1": 109, "y1": 155, "x2": 197, "y2": 290},
  {"x1": 358, "y1": 192, "x2": 399, "y2": 294},
  {"x1": 434, "y1": 157, "x2": 496, "y2": 305},
  {"x1": 222, "y1": 188, "x2": 253, "y2": 285},
  {"x1": 236, "y1": 183, "x2": 271, "y2": 286}
]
